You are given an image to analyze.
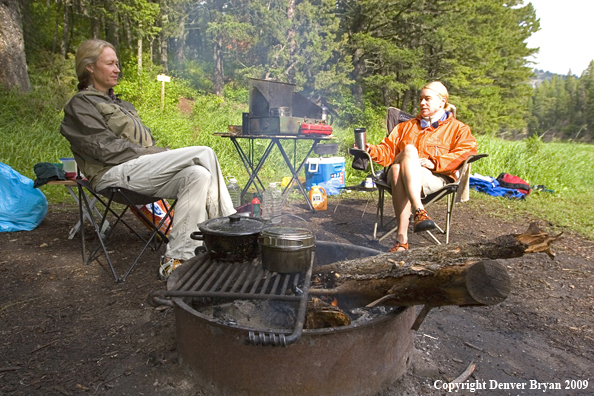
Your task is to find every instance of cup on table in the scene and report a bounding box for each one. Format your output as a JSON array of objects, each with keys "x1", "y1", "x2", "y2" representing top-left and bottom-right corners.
[
  {"x1": 354, "y1": 128, "x2": 367, "y2": 150},
  {"x1": 60, "y1": 157, "x2": 77, "y2": 180}
]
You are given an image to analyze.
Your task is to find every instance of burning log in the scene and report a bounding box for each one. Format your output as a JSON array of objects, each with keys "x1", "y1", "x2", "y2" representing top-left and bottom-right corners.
[{"x1": 310, "y1": 223, "x2": 559, "y2": 309}]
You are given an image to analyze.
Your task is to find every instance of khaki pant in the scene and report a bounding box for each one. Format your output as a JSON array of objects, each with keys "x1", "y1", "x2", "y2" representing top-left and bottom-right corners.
[{"x1": 96, "y1": 146, "x2": 235, "y2": 260}]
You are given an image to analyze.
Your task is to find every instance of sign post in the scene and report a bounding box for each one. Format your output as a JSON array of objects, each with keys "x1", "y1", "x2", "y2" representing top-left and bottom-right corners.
[{"x1": 156, "y1": 74, "x2": 171, "y2": 110}]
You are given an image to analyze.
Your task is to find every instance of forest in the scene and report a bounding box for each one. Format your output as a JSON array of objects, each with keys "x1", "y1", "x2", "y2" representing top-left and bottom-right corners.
[
  {"x1": 1, "y1": 0, "x2": 551, "y2": 135},
  {"x1": 2, "y1": 0, "x2": 594, "y2": 146}
]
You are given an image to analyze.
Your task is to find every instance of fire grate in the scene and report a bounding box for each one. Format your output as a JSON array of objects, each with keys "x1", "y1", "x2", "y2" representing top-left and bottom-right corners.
[{"x1": 148, "y1": 253, "x2": 313, "y2": 347}]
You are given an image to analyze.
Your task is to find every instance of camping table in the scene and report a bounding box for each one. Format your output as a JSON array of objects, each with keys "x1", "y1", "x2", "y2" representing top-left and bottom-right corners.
[
  {"x1": 215, "y1": 133, "x2": 335, "y2": 212},
  {"x1": 46, "y1": 180, "x2": 109, "y2": 239}
]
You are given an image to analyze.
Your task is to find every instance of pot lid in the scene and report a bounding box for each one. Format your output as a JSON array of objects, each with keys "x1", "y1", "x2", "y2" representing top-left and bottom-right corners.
[
  {"x1": 260, "y1": 227, "x2": 315, "y2": 246},
  {"x1": 199, "y1": 214, "x2": 264, "y2": 236}
]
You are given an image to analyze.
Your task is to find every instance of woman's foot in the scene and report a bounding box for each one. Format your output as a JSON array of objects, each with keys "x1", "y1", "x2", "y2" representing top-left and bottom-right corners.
[
  {"x1": 413, "y1": 208, "x2": 436, "y2": 232},
  {"x1": 389, "y1": 239, "x2": 408, "y2": 252}
]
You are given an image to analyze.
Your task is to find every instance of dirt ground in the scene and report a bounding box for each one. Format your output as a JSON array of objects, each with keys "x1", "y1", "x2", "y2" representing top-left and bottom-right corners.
[{"x1": 1, "y1": 193, "x2": 593, "y2": 396}]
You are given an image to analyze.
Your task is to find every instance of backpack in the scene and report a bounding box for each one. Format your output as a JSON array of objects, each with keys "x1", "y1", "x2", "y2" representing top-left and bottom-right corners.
[{"x1": 496, "y1": 173, "x2": 531, "y2": 196}]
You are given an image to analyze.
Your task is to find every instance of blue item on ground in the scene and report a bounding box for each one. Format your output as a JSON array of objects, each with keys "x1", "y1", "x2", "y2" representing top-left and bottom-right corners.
[
  {"x1": 469, "y1": 174, "x2": 526, "y2": 200},
  {"x1": 305, "y1": 157, "x2": 345, "y2": 196},
  {"x1": 0, "y1": 163, "x2": 48, "y2": 232}
]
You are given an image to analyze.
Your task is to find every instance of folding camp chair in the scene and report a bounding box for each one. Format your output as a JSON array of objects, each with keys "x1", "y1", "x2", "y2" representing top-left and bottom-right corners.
[
  {"x1": 76, "y1": 178, "x2": 176, "y2": 282},
  {"x1": 350, "y1": 107, "x2": 487, "y2": 244}
]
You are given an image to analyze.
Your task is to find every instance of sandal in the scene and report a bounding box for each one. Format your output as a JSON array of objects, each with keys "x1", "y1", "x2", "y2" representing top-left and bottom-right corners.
[
  {"x1": 159, "y1": 257, "x2": 184, "y2": 281},
  {"x1": 389, "y1": 240, "x2": 408, "y2": 252}
]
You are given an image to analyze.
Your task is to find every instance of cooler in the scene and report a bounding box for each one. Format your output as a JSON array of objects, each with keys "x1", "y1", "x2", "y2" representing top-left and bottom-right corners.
[{"x1": 305, "y1": 157, "x2": 345, "y2": 196}]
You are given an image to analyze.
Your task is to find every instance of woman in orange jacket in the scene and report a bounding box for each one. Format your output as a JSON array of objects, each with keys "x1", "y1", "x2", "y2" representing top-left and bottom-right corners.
[{"x1": 366, "y1": 82, "x2": 477, "y2": 252}]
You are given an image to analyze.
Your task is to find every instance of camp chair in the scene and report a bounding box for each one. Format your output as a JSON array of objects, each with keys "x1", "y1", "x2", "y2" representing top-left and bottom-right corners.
[
  {"x1": 75, "y1": 178, "x2": 176, "y2": 282},
  {"x1": 350, "y1": 107, "x2": 488, "y2": 244}
]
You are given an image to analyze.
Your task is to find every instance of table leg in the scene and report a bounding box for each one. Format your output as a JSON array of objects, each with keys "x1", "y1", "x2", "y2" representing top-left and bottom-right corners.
[
  {"x1": 230, "y1": 137, "x2": 266, "y2": 200},
  {"x1": 274, "y1": 139, "x2": 319, "y2": 212},
  {"x1": 242, "y1": 139, "x2": 276, "y2": 198}
]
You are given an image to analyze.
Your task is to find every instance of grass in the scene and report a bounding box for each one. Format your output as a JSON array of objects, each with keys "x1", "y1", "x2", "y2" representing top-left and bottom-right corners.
[{"x1": 1, "y1": 71, "x2": 593, "y2": 239}]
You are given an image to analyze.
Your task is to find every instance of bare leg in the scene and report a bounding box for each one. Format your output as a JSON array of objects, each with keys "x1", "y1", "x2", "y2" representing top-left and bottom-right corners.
[{"x1": 389, "y1": 145, "x2": 428, "y2": 247}]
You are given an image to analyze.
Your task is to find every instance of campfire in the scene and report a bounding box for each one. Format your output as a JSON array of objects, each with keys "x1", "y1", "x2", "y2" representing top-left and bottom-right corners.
[{"x1": 148, "y1": 224, "x2": 558, "y2": 396}]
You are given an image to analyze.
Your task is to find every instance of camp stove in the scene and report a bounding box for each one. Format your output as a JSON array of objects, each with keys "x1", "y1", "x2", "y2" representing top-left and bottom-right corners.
[{"x1": 243, "y1": 78, "x2": 331, "y2": 135}]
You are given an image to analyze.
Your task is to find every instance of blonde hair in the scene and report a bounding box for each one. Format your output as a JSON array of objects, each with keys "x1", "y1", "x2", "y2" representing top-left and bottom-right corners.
[
  {"x1": 75, "y1": 39, "x2": 116, "y2": 91},
  {"x1": 422, "y1": 81, "x2": 457, "y2": 118}
]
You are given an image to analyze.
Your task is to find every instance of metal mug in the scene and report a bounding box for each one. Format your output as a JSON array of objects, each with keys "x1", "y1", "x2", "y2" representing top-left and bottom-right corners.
[{"x1": 354, "y1": 128, "x2": 367, "y2": 149}]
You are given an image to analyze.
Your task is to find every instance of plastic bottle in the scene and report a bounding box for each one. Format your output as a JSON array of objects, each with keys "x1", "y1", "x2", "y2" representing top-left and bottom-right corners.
[
  {"x1": 251, "y1": 195, "x2": 261, "y2": 218},
  {"x1": 309, "y1": 185, "x2": 327, "y2": 211},
  {"x1": 262, "y1": 182, "x2": 282, "y2": 223},
  {"x1": 227, "y1": 177, "x2": 241, "y2": 208}
]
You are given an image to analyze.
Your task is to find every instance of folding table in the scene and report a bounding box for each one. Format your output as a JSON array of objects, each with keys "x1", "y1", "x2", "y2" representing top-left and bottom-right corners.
[{"x1": 215, "y1": 133, "x2": 334, "y2": 211}]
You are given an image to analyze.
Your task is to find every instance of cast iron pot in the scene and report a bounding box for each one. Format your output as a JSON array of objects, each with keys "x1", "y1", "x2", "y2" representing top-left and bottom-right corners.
[
  {"x1": 258, "y1": 226, "x2": 315, "y2": 273},
  {"x1": 190, "y1": 214, "x2": 264, "y2": 262}
]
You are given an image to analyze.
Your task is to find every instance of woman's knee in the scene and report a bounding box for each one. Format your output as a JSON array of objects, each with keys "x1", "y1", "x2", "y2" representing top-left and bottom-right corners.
[
  {"x1": 185, "y1": 165, "x2": 211, "y2": 185},
  {"x1": 401, "y1": 144, "x2": 419, "y2": 158}
]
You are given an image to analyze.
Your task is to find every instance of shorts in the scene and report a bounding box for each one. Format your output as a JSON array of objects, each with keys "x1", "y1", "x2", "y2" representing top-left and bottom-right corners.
[{"x1": 387, "y1": 166, "x2": 450, "y2": 196}]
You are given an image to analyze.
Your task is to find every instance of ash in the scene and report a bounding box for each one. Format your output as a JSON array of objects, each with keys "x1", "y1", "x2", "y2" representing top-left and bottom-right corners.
[{"x1": 193, "y1": 299, "x2": 298, "y2": 330}]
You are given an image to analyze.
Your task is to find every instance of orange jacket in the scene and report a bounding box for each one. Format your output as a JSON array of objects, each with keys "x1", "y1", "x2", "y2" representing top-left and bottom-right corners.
[{"x1": 368, "y1": 113, "x2": 477, "y2": 181}]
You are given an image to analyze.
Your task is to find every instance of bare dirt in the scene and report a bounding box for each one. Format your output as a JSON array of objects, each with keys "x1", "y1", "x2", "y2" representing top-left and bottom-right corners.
[{"x1": 1, "y1": 194, "x2": 593, "y2": 396}]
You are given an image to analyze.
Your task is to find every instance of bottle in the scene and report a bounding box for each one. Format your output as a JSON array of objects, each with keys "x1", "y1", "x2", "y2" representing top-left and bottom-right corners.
[
  {"x1": 251, "y1": 195, "x2": 261, "y2": 218},
  {"x1": 309, "y1": 185, "x2": 327, "y2": 211},
  {"x1": 227, "y1": 177, "x2": 241, "y2": 208},
  {"x1": 262, "y1": 182, "x2": 282, "y2": 223}
]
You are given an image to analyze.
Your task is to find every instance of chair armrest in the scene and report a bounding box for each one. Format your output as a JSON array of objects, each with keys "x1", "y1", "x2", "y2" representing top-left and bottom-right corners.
[{"x1": 349, "y1": 148, "x2": 380, "y2": 176}]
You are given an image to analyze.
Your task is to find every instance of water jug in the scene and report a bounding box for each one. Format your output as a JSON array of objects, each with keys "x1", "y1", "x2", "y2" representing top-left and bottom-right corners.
[
  {"x1": 309, "y1": 185, "x2": 327, "y2": 211},
  {"x1": 227, "y1": 177, "x2": 241, "y2": 208},
  {"x1": 262, "y1": 182, "x2": 282, "y2": 223}
]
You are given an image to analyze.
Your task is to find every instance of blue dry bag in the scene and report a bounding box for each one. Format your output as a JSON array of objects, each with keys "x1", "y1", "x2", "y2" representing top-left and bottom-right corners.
[{"x1": 0, "y1": 162, "x2": 48, "y2": 232}]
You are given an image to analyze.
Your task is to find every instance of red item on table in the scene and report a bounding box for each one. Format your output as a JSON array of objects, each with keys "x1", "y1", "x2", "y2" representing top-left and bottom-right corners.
[{"x1": 299, "y1": 123, "x2": 333, "y2": 135}]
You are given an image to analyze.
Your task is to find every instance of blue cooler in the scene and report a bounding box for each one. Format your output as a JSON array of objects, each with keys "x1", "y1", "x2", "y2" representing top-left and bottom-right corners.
[{"x1": 305, "y1": 157, "x2": 345, "y2": 196}]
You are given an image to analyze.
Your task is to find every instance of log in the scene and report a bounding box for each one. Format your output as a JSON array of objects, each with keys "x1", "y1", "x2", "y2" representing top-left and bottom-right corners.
[{"x1": 310, "y1": 223, "x2": 558, "y2": 309}]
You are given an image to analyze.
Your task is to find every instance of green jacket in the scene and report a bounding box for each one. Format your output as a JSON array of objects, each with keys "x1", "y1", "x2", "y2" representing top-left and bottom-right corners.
[{"x1": 60, "y1": 87, "x2": 166, "y2": 189}]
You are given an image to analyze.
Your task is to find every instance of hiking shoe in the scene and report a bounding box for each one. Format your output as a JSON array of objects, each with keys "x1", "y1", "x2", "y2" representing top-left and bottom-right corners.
[
  {"x1": 413, "y1": 208, "x2": 436, "y2": 233},
  {"x1": 388, "y1": 240, "x2": 408, "y2": 252},
  {"x1": 159, "y1": 256, "x2": 184, "y2": 281}
]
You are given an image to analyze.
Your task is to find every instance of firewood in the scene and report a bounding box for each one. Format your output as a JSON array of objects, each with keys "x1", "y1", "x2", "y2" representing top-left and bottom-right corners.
[{"x1": 310, "y1": 223, "x2": 558, "y2": 309}]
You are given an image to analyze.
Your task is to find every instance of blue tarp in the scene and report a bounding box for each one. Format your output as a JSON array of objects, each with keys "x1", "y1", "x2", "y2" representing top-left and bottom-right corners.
[
  {"x1": 0, "y1": 163, "x2": 48, "y2": 232},
  {"x1": 469, "y1": 174, "x2": 527, "y2": 200}
]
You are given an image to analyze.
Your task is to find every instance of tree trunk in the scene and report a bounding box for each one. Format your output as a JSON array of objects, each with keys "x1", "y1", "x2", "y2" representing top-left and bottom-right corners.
[
  {"x1": 213, "y1": 36, "x2": 224, "y2": 96},
  {"x1": 61, "y1": 0, "x2": 70, "y2": 58},
  {"x1": 52, "y1": 0, "x2": 61, "y2": 55},
  {"x1": 137, "y1": 23, "x2": 142, "y2": 75},
  {"x1": 0, "y1": 0, "x2": 31, "y2": 91},
  {"x1": 351, "y1": 47, "x2": 365, "y2": 106},
  {"x1": 286, "y1": 0, "x2": 296, "y2": 84}
]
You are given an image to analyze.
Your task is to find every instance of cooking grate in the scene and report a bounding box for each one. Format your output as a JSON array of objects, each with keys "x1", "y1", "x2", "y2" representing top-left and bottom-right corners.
[{"x1": 148, "y1": 253, "x2": 313, "y2": 346}]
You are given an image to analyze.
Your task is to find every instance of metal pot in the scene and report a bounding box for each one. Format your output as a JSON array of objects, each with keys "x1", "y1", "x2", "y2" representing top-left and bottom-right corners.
[
  {"x1": 258, "y1": 226, "x2": 315, "y2": 273},
  {"x1": 190, "y1": 214, "x2": 264, "y2": 262}
]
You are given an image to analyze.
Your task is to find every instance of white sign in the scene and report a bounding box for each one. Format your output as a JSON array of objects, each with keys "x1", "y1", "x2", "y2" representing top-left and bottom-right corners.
[{"x1": 157, "y1": 74, "x2": 171, "y2": 82}]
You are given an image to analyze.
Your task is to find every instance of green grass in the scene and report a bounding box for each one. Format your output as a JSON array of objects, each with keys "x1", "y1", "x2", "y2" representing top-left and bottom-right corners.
[{"x1": 1, "y1": 72, "x2": 593, "y2": 239}]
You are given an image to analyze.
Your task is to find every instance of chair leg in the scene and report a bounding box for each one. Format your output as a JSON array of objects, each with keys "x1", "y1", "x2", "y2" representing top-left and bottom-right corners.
[{"x1": 445, "y1": 193, "x2": 455, "y2": 244}]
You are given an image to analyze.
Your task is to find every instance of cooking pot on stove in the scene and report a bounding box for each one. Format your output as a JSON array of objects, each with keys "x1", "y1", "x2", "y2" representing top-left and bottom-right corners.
[
  {"x1": 259, "y1": 226, "x2": 315, "y2": 273},
  {"x1": 190, "y1": 214, "x2": 264, "y2": 262}
]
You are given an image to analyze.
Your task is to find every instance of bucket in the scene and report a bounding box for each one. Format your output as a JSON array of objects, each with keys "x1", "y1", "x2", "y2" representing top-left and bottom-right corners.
[
  {"x1": 309, "y1": 186, "x2": 327, "y2": 211},
  {"x1": 305, "y1": 157, "x2": 345, "y2": 195}
]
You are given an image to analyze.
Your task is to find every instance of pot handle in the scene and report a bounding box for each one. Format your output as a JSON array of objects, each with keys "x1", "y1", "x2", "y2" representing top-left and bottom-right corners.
[{"x1": 190, "y1": 231, "x2": 204, "y2": 241}]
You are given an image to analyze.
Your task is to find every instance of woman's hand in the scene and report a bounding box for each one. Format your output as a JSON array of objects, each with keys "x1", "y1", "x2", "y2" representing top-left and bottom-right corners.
[{"x1": 419, "y1": 158, "x2": 435, "y2": 170}]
